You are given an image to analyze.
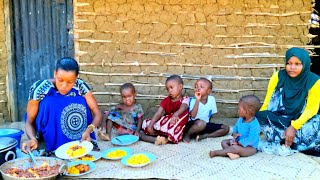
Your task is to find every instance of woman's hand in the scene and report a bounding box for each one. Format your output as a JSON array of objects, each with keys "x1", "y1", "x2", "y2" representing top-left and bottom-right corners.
[
  {"x1": 21, "y1": 139, "x2": 38, "y2": 154},
  {"x1": 81, "y1": 129, "x2": 92, "y2": 142},
  {"x1": 283, "y1": 125, "x2": 296, "y2": 147}
]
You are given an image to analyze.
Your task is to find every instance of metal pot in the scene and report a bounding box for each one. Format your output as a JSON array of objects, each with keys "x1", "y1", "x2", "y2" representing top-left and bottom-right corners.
[
  {"x1": 0, "y1": 157, "x2": 66, "y2": 180},
  {"x1": 0, "y1": 137, "x2": 17, "y2": 165}
]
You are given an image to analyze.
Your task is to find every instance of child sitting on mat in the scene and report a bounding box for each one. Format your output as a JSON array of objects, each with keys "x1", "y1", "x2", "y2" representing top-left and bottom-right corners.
[
  {"x1": 98, "y1": 83, "x2": 144, "y2": 140},
  {"x1": 209, "y1": 95, "x2": 261, "y2": 159},
  {"x1": 141, "y1": 75, "x2": 189, "y2": 145},
  {"x1": 183, "y1": 77, "x2": 229, "y2": 143}
]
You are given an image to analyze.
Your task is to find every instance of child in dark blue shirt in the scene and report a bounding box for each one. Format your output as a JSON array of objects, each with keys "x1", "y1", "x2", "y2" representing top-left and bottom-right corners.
[{"x1": 209, "y1": 95, "x2": 261, "y2": 160}]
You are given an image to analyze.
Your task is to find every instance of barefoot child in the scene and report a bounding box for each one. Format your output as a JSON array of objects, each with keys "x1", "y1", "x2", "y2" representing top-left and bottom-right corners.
[
  {"x1": 209, "y1": 95, "x2": 261, "y2": 159},
  {"x1": 141, "y1": 75, "x2": 189, "y2": 145},
  {"x1": 98, "y1": 83, "x2": 144, "y2": 140},
  {"x1": 183, "y1": 78, "x2": 229, "y2": 142}
]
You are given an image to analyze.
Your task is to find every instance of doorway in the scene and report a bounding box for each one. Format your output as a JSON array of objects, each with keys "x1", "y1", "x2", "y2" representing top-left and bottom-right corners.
[{"x1": 8, "y1": 0, "x2": 74, "y2": 121}]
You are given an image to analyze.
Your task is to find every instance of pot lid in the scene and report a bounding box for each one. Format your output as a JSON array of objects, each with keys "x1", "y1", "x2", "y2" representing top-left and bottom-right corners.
[{"x1": 0, "y1": 137, "x2": 17, "y2": 150}]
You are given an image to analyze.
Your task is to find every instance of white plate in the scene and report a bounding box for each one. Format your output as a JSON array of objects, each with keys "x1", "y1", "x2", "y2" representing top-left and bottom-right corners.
[
  {"x1": 111, "y1": 135, "x2": 139, "y2": 146},
  {"x1": 64, "y1": 160, "x2": 96, "y2": 177},
  {"x1": 55, "y1": 141, "x2": 93, "y2": 160},
  {"x1": 101, "y1": 147, "x2": 133, "y2": 160},
  {"x1": 121, "y1": 152, "x2": 156, "y2": 168},
  {"x1": 75, "y1": 151, "x2": 101, "y2": 162}
]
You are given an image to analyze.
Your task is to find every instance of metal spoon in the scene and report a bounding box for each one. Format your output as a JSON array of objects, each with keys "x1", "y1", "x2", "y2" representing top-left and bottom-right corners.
[
  {"x1": 28, "y1": 150, "x2": 42, "y2": 168},
  {"x1": 115, "y1": 137, "x2": 123, "y2": 144}
]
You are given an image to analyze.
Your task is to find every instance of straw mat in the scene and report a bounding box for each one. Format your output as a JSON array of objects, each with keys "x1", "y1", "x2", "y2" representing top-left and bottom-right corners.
[
  {"x1": 2, "y1": 122, "x2": 320, "y2": 179},
  {"x1": 78, "y1": 135, "x2": 320, "y2": 179}
]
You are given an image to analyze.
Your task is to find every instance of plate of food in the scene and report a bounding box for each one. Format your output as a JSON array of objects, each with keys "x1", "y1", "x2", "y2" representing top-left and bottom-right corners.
[
  {"x1": 111, "y1": 135, "x2": 139, "y2": 146},
  {"x1": 101, "y1": 147, "x2": 133, "y2": 160},
  {"x1": 75, "y1": 151, "x2": 101, "y2": 162},
  {"x1": 121, "y1": 152, "x2": 156, "y2": 168},
  {"x1": 63, "y1": 160, "x2": 96, "y2": 177},
  {"x1": 55, "y1": 141, "x2": 93, "y2": 160}
]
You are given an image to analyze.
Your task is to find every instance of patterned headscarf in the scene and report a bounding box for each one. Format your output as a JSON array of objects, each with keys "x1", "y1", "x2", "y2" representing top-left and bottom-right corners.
[{"x1": 276, "y1": 47, "x2": 319, "y2": 119}]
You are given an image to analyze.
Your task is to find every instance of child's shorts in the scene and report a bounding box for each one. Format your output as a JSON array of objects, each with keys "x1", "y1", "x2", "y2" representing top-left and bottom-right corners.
[{"x1": 185, "y1": 119, "x2": 223, "y2": 135}]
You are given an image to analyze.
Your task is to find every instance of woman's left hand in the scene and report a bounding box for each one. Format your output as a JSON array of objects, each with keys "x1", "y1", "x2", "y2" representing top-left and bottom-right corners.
[{"x1": 283, "y1": 125, "x2": 296, "y2": 147}]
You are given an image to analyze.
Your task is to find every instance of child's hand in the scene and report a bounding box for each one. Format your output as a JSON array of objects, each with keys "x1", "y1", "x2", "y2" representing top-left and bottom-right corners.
[
  {"x1": 170, "y1": 113, "x2": 180, "y2": 125},
  {"x1": 134, "y1": 131, "x2": 141, "y2": 138},
  {"x1": 146, "y1": 125, "x2": 156, "y2": 135},
  {"x1": 170, "y1": 117, "x2": 179, "y2": 126},
  {"x1": 232, "y1": 132, "x2": 241, "y2": 140},
  {"x1": 194, "y1": 91, "x2": 201, "y2": 100},
  {"x1": 231, "y1": 141, "x2": 238, "y2": 145}
]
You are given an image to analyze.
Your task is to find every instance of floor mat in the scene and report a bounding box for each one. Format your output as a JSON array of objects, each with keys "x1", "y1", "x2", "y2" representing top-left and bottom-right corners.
[
  {"x1": 81, "y1": 136, "x2": 320, "y2": 179},
  {"x1": 3, "y1": 122, "x2": 320, "y2": 179}
]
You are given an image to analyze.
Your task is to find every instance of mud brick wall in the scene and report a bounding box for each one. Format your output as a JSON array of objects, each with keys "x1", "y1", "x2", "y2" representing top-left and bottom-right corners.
[
  {"x1": 73, "y1": 0, "x2": 312, "y2": 119},
  {"x1": 0, "y1": 0, "x2": 8, "y2": 123}
]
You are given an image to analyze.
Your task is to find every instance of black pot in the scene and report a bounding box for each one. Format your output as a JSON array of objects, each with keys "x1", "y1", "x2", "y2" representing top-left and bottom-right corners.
[{"x1": 0, "y1": 137, "x2": 17, "y2": 165}]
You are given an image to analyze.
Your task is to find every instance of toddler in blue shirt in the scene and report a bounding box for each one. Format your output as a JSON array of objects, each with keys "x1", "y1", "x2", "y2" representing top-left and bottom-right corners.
[{"x1": 209, "y1": 95, "x2": 261, "y2": 160}]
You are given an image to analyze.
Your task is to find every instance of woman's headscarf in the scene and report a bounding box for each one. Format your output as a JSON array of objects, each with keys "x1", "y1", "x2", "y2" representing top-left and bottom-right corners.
[{"x1": 276, "y1": 47, "x2": 319, "y2": 119}]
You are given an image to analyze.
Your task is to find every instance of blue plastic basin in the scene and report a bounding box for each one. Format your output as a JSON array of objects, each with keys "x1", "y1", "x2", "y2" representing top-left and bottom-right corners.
[{"x1": 0, "y1": 128, "x2": 24, "y2": 148}]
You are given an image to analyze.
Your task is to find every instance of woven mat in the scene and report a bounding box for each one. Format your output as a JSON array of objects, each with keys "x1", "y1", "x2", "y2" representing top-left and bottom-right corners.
[
  {"x1": 2, "y1": 122, "x2": 319, "y2": 179},
  {"x1": 77, "y1": 135, "x2": 320, "y2": 179}
]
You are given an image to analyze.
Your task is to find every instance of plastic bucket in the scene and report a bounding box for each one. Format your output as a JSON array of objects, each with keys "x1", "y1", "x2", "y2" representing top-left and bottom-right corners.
[{"x1": 0, "y1": 129, "x2": 24, "y2": 149}]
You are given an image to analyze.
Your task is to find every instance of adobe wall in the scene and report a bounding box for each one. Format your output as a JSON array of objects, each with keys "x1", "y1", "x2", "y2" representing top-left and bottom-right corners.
[{"x1": 73, "y1": 0, "x2": 312, "y2": 118}]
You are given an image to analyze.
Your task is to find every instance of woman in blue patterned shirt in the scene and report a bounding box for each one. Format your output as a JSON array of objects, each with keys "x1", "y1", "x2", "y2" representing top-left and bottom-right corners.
[{"x1": 21, "y1": 57, "x2": 102, "y2": 155}]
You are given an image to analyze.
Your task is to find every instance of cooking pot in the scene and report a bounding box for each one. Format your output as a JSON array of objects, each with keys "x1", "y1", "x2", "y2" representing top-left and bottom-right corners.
[
  {"x1": 0, "y1": 137, "x2": 17, "y2": 165},
  {"x1": 0, "y1": 157, "x2": 66, "y2": 180},
  {"x1": 0, "y1": 128, "x2": 24, "y2": 148}
]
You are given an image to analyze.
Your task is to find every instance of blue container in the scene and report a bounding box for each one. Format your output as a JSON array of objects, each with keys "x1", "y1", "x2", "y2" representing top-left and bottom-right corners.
[{"x1": 0, "y1": 128, "x2": 24, "y2": 148}]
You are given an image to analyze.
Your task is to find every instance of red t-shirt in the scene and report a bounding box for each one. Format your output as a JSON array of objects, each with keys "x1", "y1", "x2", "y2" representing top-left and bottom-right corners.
[{"x1": 160, "y1": 96, "x2": 190, "y2": 115}]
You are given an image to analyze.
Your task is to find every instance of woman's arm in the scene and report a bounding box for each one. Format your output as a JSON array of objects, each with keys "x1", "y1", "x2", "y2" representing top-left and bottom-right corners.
[
  {"x1": 82, "y1": 91, "x2": 102, "y2": 140},
  {"x1": 22, "y1": 100, "x2": 40, "y2": 153},
  {"x1": 260, "y1": 72, "x2": 279, "y2": 111},
  {"x1": 291, "y1": 80, "x2": 320, "y2": 130}
]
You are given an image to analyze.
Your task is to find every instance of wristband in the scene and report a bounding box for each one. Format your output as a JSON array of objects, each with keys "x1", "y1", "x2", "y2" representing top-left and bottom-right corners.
[{"x1": 87, "y1": 124, "x2": 95, "y2": 133}]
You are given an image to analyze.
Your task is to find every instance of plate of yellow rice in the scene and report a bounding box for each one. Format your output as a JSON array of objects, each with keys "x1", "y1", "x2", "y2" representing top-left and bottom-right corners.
[
  {"x1": 101, "y1": 147, "x2": 133, "y2": 160},
  {"x1": 75, "y1": 151, "x2": 101, "y2": 161},
  {"x1": 55, "y1": 141, "x2": 93, "y2": 160},
  {"x1": 121, "y1": 152, "x2": 156, "y2": 167}
]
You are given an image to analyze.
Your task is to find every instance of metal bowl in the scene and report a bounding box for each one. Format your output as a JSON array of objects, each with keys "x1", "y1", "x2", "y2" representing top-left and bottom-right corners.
[{"x1": 0, "y1": 157, "x2": 66, "y2": 180}]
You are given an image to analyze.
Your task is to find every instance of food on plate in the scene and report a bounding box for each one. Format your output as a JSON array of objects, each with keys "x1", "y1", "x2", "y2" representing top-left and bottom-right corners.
[
  {"x1": 77, "y1": 154, "x2": 95, "y2": 161},
  {"x1": 106, "y1": 149, "x2": 127, "y2": 159},
  {"x1": 66, "y1": 145, "x2": 85, "y2": 157},
  {"x1": 4, "y1": 163, "x2": 60, "y2": 178},
  {"x1": 127, "y1": 154, "x2": 150, "y2": 165},
  {"x1": 67, "y1": 164, "x2": 90, "y2": 175}
]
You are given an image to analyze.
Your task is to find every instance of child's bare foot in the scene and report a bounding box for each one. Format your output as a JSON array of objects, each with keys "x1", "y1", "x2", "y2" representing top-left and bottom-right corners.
[
  {"x1": 155, "y1": 136, "x2": 168, "y2": 145},
  {"x1": 196, "y1": 134, "x2": 207, "y2": 142},
  {"x1": 97, "y1": 130, "x2": 111, "y2": 141},
  {"x1": 227, "y1": 153, "x2": 240, "y2": 160},
  {"x1": 209, "y1": 150, "x2": 216, "y2": 158},
  {"x1": 183, "y1": 135, "x2": 191, "y2": 143}
]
